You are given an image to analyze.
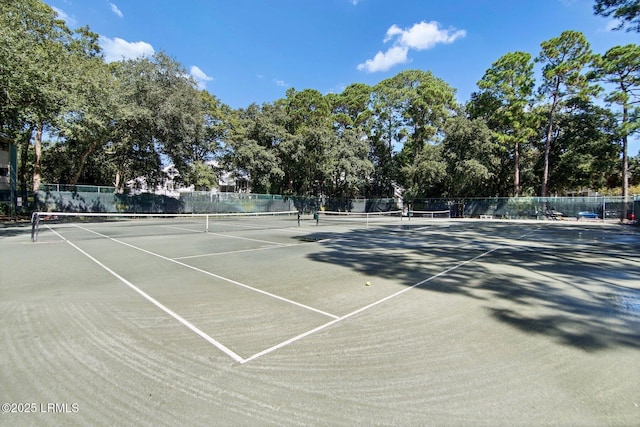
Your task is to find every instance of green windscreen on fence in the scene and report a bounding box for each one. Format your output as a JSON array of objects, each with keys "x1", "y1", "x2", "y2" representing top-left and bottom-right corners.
[
  {"x1": 35, "y1": 190, "x2": 295, "y2": 214},
  {"x1": 409, "y1": 196, "x2": 635, "y2": 220},
  {"x1": 34, "y1": 184, "x2": 637, "y2": 221}
]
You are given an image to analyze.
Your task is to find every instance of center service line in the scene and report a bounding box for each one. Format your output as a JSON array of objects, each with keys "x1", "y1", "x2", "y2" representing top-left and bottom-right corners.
[
  {"x1": 241, "y1": 246, "x2": 502, "y2": 364},
  {"x1": 241, "y1": 229, "x2": 540, "y2": 363},
  {"x1": 73, "y1": 224, "x2": 339, "y2": 320},
  {"x1": 163, "y1": 224, "x2": 290, "y2": 247},
  {"x1": 45, "y1": 226, "x2": 245, "y2": 363}
]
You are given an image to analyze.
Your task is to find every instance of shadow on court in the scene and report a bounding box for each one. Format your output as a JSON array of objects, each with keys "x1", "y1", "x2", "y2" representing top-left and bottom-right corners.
[
  {"x1": 306, "y1": 222, "x2": 640, "y2": 352},
  {"x1": 0, "y1": 222, "x2": 32, "y2": 238}
]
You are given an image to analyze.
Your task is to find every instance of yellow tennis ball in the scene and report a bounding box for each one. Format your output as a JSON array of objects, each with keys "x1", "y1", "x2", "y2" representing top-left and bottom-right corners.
[{"x1": 366, "y1": 281, "x2": 371, "y2": 286}]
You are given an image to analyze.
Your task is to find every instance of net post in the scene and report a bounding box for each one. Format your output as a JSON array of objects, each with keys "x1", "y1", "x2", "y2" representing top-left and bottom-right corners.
[
  {"x1": 205, "y1": 214, "x2": 209, "y2": 232},
  {"x1": 31, "y1": 211, "x2": 40, "y2": 242}
]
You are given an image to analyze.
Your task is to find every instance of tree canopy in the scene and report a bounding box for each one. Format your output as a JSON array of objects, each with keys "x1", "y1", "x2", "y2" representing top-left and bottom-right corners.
[
  {"x1": 2, "y1": 0, "x2": 639, "y2": 204},
  {"x1": 594, "y1": 0, "x2": 640, "y2": 32}
]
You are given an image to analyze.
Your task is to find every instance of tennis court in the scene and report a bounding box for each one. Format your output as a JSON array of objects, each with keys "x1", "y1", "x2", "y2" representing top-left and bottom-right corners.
[{"x1": 1, "y1": 213, "x2": 639, "y2": 426}]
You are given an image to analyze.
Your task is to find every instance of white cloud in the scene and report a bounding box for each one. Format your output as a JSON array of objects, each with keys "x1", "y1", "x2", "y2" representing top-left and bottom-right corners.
[
  {"x1": 274, "y1": 79, "x2": 289, "y2": 87},
  {"x1": 390, "y1": 21, "x2": 466, "y2": 50},
  {"x1": 108, "y1": 2, "x2": 123, "y2": 18},
  {"x1": 50, "y1": 6, "x2": 77, "y2": 27},
  {"x1": 605, "y1": 19, "x2": 622, "y2": 31},
  {"x1": 190, "y1": 66, "x2": 214, "y2": 90},
  {"x1": 99, "y1": 36, "x2": 155, "y2": 63},
  {"x1": 358, "y1": 20, "x2": 466, "y2": 73},
  {"x1": 357, "y1": 46, "x2": 409, "y2": 72}
]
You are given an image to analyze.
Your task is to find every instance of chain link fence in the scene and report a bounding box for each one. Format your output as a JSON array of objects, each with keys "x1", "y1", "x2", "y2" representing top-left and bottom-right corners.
[
  {"x1": 407, "y1": 196, "x2": 636, "y2": 221},
  {"x1": 31, "y1": 184, "x2": 638, "y2": 222},
  {"x1": 35, "y1": 188, "x2": 295, "y2": 213}
]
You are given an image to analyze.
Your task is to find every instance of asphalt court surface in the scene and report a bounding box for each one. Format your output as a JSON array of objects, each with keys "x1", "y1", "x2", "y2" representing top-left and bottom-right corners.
[
  {"x1": 33, "y1": 219, "x2": 468, "y2": 358},
  {"x1": 1, "y1": 216, "x2": 639, "y2": 425}
]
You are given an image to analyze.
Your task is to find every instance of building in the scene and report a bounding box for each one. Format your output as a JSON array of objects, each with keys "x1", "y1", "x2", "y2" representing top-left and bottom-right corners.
[{"x1": 129, "y1": 163, "x2": 250, "y2": 195}]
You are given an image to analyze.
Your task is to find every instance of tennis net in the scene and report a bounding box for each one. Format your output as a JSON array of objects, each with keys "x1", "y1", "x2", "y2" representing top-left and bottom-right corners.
[
  {"x1": 315, "y1": 210, "x2": 403, "y2": 228},
  {"x1": 408, "y1": 209, "x2": 451, "y2": 219},
  {"x1": 31, "y1": 211, "x2": 299, "y2": 242}
]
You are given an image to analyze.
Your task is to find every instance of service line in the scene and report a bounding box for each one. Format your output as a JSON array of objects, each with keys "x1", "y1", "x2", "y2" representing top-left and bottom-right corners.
[
  {"x1": 241, "y1": 228, "x2": 539, "y2": 363},
  {"x1": 173, "y1": 240, "x2": 319, "y2": 260},
  {"x1": 162, "y1": 224, "x2": 291, "y2": 247},
  {"x1": 70, "y1": 224, "x2": 339, "y2": 320},
  {"x1": 45, "y1": 226, "x2": 245, "y2": 363}
]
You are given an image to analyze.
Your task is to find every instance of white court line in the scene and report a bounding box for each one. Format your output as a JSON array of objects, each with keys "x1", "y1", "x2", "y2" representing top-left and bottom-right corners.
[
  {"x1": 45, "y1": 226, "x2": 245, "y2": 363},
  {"x1": 72, "y1": 224, "x2": 339, "y2": 320},
  {"x1": 174, "y1": 245, "x2": 288, "y2": 260},
  {"x1": 209, "y1": 220, "x2": 296, "y2": 232},
  {"x1": 49, "y1": 222, "x2": 538, "y2": 364},
  {"x1": 162, "y1": 224, "x2": 291, "y2": 247},
  {"x1": 241, "y1": 245, "x2": 502, "y2": 363},
  {"x1": 241, "y1": 228, "x2": 540, "y2": 363},
  {"x1": 206, "y1": 231, "x2": 290, "y2": 246},
  {"x1": 173, "y1": 240, "x2": 320, "y2": 260}
]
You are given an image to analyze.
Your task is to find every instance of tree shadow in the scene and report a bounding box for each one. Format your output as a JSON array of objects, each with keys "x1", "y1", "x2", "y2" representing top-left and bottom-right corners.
[
  {"x1": 0, "y1": 221, "x2": 32, "y2": 238},
  {"x1": 304, "y1": 222, "x2": 640, "y2": 352},
  {"x1": 35, "y1": 190, "x2": 184, "y2": 213}
]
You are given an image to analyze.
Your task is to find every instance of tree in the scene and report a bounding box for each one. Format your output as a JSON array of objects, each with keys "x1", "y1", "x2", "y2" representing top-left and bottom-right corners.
[
  {"x1": 369, "y1": 70, "x2": 456, "y2": 198},
  {"x1": 327, "y1": 83, "x2": 373, "y2": 131},
  {"x1": 594, "y1": 0, "x2": 640, "y2": 32},
  {"x1": 367, "y1": 77, "x2": 408, "y2": 197},
  {"x1": 398, "y1": 143, "x2": 446, "y2": 200},
  {"x1": 471, "y1": 51, "x2": 536, "y2": 196},
  {"x1": 223, "y1": 103, "x2": 286, "y2": 194},
  {"x1": 324, "y1": 128, "x2": 373, "y2": 200},
  {"x1": 186, "y1": 161, "x2": 217, "y2": 191},
  {"x1": 0, "y1": 0, "x2": 76, "y2": 192},
  {"x1": 280, "y1": 89, "x2": 332, "y2": 196},
  {"x1": 549, "y1": 98, "x2": 619, "y2": 193},
  {"x1": 199, "y1": 91, "x2": 230, "y2": 163},
  {"x1": 108, "y1": 53, "x2": 207, "y2": 192},
  {"x1": 441, "y1": 115, "x2": 499, "y2": 197},
  {"x1": 107, "y1": 59, "x2": 162, "y2": 191},
  {"x1": 536, "y1": 31, "x2": 597, "y2": 197},
  {"x1": 54, "y1": 27, "x2": 119, "y2": 186},
  {"x1": 630, "y1": 153, "x2": 640, "y2": 186},
  {"x1": 325, "y1": 84, "x2": 374, "y2": 200},
  {"x1": 589, "y1": 44, "x2": 640, "y2": 199}
]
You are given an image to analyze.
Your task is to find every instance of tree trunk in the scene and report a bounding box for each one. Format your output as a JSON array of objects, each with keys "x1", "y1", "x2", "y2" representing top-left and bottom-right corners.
[
  {"x1": 621, "y1": 105, "x2": 629, "y2": 201},
  {"x1": 514, "y1": 139, "x2": 520, "y2": 197},
  {"x1": 541, "y1": 118, "x2": 553, "y2": 198},
  {"x1": 114, "y1": 169, "x2": 121, "y2": 192},
  {"x1": 541, "y1": 84, "x2": 560, "y2": 198},
  {"x1": 71, "y1": 142, "x2": 97, "y2": 185},
  {"x1": 19, "y1": 126, "x2": 33, "y2": 198},
  {"x1": 32, "y1": 123, "x2": 42, "y2": 192}
]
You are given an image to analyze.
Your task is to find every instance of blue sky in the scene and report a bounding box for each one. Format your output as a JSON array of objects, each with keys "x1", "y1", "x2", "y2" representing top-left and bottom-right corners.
[{"x1": 46, "y1": 0, "x2": 639, "y2": 154}]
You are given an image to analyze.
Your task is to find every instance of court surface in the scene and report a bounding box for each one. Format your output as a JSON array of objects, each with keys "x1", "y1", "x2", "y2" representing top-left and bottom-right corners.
[{"x1": 1, "y1": 215, "x2": 639, "y2": 426}]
